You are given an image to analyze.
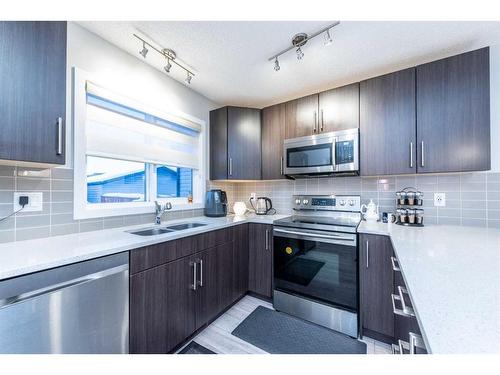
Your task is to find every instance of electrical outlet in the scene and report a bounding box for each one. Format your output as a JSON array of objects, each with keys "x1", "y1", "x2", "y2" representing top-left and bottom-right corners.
[
  {"x1": 434, "y1": 193, "x2": 446, "y2": 207},
  {"x1": 250, "y1": 192, "x2": 256, "y2": 201},
  {"x1": 14, "y1": 192, "x2": 43, "y2": 212}
]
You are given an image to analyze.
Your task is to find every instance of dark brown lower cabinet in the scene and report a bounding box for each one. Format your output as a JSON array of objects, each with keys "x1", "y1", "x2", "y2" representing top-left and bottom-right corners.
[
  {"x1": 130, "y1": 226, "x2": 250, "y2": 353},
  {"x1": 195, "y1": 247, "x2": 219, "y2": 330},
  {"x1": 248, "y1": 223, "x2": 273, "y2": 298},
  {"x1": 130, "y1": 256, "x2": 196, "y2": 354},
  {"x1": 232, "y1": 224, "x2": 249, "y2": 302},
  {"x1": 359, "y1": 233, "x2": 394, "y2": 340}
]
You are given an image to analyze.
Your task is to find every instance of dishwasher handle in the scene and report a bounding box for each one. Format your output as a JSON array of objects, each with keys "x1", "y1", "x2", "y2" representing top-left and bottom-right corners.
[{"x1": 0, "y1": 264, "x2": 128, "y2": 309}]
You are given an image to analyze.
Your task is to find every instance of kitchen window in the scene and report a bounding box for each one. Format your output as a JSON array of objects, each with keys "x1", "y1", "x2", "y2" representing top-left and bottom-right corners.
[{"x1": 73, "y1": 68, "x2": 206, "y2": 219}]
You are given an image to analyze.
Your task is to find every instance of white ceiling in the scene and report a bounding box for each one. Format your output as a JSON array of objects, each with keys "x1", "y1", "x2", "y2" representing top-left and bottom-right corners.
[{"x1": 78, "y1": 21, "x2": 500, "y2": 108}]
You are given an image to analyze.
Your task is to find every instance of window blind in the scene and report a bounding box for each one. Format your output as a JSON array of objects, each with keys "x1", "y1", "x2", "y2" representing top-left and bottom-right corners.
[{"x1": 85, "y1": 82, "x2": 201, "y2": 169}]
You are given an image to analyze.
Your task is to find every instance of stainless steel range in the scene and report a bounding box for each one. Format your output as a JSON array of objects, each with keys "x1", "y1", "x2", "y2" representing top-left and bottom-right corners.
[{"x1": 273, "y1": 195, "x2": 361, "y2": 337}]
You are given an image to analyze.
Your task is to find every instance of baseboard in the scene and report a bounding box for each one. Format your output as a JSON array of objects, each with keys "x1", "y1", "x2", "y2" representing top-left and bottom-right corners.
[{"x1": 246, "y1": 291, "x2": 273, "y2": 303}]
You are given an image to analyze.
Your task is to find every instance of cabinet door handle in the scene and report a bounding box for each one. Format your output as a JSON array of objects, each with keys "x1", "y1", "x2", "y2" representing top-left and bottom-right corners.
[
  {"x1": 280, "y1": 157, "x2": 284, "y2": 175},
  {"x1": 190, "y1": 261, "x2": 197, "y2": 290},
  {"x1": 229, "y1": 157, "x2": 233, "y2": 176},
  {"x1": 320, "y1": 109, "x2": 324, "y2": 132},
  {"x1": 197, "y1": 259, "x2": 203, "y2": 287},
  {"x1": 313, "y1": 111, "x2": 317, "y2": 133},
  {"x1": 409, "y1": 142, "x2": 414, "y2": 168},
  {"x1": 391, "y1": 256, "x2": 401, "y2": 272},
  {"x1": 265, "y1": 229, "x2": 270, "y2": 251},
  {"x1": 420, "y1": 141, "x2": 425, "y2": 167},
  {"x1": 409, "y1": 332, "x2": 426, "y2": 354},
  {"x1": 398, "y1": 286, "x2": 415, "y2": 317},
  {"x1": 56, "y1": 117, "x2": 63, "y2": 155},
  {"x1": 366, "y1": 240, "x2": 369, "y2": 268}
]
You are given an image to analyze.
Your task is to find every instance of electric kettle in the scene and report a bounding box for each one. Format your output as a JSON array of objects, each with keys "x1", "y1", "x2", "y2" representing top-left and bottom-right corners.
[
  {"x1": 249, "y1": 196, "x2": 276, "y2": 215},
  {"x1": 361, "y1": 199, "x2": 379, "y2": 222}
]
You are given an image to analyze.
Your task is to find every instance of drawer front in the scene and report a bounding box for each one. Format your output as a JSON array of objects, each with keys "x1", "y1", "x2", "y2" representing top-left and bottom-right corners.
[
  {"x1": 196, "y1": 227, "x2": 233, "y2": 252},
  {"x1": 130, "y1": 227, "x2": 235, "y2": 274}
]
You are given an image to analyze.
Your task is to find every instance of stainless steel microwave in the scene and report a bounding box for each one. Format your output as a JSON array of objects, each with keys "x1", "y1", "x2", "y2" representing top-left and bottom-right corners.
[{"x1": 283, "y1": 128, "x2": 359, "y2": 178}]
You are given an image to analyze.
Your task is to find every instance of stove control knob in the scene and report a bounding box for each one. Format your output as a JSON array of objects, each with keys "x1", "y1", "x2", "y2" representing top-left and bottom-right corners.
[
  {"x1": 349, "y1": 200, "x2": 355, "y2": 206},
  {"x1": 295, "y1": 198, "x2": 301, "y2": 205},
  {"x1": 302, "y1": 199, "x2": 309, "y2": 205},
  {"x1": 339, "y1": 199, "x2": 346, "y2": 206}
]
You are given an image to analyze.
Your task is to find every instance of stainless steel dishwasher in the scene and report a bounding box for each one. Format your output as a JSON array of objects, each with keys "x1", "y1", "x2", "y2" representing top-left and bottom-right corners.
[{"x1": 0, "y1": 252, "x2": 129, "y2": 354}]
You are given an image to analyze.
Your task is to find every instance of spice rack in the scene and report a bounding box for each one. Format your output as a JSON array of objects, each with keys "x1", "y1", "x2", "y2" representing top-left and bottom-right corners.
[{"x1": 395, "y1": 187, "x2": 424, "y2": 227}]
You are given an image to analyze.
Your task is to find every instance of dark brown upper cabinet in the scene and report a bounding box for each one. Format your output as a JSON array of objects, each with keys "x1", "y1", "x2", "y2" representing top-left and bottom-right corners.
[
  {"x1": 261, "y1": 103, "x2": 286, "y2": 180},
  {"x1": 0, "y1": 21, "x2": 66, "y2": 167},
  {"x1": 319, "y1": 83, "x2": 360, "y2": 132},
  {"x1": 209, "y1": 107, "x2": 228, "y2": 180},
  {"x1": 285, "y1": 94, "x2": 319, "y2": 138},
  {"x1": 209, "y1": 106, "x2": 261, "y2": 180},
  {"x1": 416, "y1": 47, "x2": 490, "y2": 173},
  {"x1": 360, "y1": 68, "x2": 417, "y2": 176}
]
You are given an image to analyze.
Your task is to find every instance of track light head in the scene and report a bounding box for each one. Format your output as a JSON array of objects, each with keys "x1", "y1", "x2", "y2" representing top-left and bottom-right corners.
[
  {"x1": 164, "y1": 59, "x2": 172, "y2": 73},
  {"x1": 139, "y1": 42, "x2": 148, "y2": 58},
  {"x1": 185, "y1": 72, "x2": 192, "y2": 84},
  {"x1": 274, "y1": 57, "x2": 280, "y2": 71},
  {"x1": 324, "y1": 29, "x2": 333, "y2": 46},
  {"x1": 296, "y1": 47, "x2": 304, "y2": 60}
]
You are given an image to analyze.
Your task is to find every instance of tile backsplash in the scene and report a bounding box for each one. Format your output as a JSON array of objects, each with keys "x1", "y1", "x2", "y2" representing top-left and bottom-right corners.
[
  {"x1": 210, "y1": 172, "x2": 500, "y2": 229},
  {"x1": 1, "y1": 165, "x2": 500, "y2": 244},
  {"x1": 0, "y1": 166, "x2": 203, "y2": 244}
]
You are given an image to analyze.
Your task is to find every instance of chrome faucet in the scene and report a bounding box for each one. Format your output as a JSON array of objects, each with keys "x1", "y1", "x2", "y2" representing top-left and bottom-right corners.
[{"x1": 155, "y1": 201, "x2": 172, "y2": 225}]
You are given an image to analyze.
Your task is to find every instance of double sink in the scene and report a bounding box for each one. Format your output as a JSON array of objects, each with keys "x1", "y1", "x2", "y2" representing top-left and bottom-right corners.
[{"x1": 128, "y1": 222, "x2": 207, "y2": 236}]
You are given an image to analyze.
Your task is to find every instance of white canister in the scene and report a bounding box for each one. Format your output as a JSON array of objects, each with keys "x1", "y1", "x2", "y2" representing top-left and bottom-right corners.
[{"x1": 233, "y1": 201, "x2": 248, "y2": 216}]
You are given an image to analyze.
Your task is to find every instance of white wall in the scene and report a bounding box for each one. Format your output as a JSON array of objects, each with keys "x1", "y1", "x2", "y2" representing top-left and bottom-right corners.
[
  {"x1": 490, "y1": 44, "x2": 500, "y2": 172},
  {"x1": 64, "y1": 22, "x2": 219, "y2": 169}
]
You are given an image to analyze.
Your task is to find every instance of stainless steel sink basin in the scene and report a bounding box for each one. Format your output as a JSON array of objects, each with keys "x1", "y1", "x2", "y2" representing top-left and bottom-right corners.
[
  {"x1": 166, "y1": 222, "x2": 207, "y2": 231},
  {"x1": 128, "y1": 227, "x2": 175, "y2": 236},
  {"x1": 127, "y1": 222, "x2": 208, "y2": 236}
]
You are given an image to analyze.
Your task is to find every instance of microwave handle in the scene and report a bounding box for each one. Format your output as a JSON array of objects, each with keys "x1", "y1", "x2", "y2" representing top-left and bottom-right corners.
[{"x1": 331, "y1": 137, "x2": 337, "y2": 170}]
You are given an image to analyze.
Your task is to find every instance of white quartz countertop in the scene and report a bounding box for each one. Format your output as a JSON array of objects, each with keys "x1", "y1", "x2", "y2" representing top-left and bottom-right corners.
[
  {"x1": 358, "y1": 221, "x2": 500, "y2": 354},
  {"x1": 0, "y1": 214, "x2": 288, "y2": 281}
]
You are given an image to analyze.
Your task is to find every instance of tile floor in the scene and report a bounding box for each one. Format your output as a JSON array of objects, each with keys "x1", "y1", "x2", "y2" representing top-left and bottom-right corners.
[{"x1": 178, "y1": 295, "x2": 392, "y2": 354}]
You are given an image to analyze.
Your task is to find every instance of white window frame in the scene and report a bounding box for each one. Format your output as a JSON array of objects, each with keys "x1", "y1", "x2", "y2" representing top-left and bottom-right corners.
[{"x1": 73, "y1": 68, "x2": 206, "y2": 220}]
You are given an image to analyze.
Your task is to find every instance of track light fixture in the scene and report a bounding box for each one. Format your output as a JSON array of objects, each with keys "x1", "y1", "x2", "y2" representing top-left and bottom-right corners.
[
  {"x1": 267, "y1": 22, "x2": 340, "y2": 71},
  {"x1": 324, "y1": 29, "x2": 333, "y2": 46},
  {"x1": 274, "y1": 57, "x2": 280, "y2": 71},
  {"x1": 296, "y1": 47, "x2": 304, "y2": 60},
  {"x1": 133, "y1": 34, "x2": 195, "y2": 82},
  {"x1": 164, "y1": 58, "x2": 172, "y2": 73},
  {"x1": 139, "y1": 42, "x2": 148, "y2": 58}
]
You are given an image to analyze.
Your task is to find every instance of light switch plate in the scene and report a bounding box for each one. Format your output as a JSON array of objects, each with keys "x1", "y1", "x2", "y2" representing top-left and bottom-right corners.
[
  {"x1": 434, "y1": 193, "x2": 446, "y2": 207},
  {"x1": 14, "y1": 192, "x2": 43, "y2": 212}
]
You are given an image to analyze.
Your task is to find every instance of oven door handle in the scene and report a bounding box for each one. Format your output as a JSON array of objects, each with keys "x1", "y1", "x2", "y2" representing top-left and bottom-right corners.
[{"x1": 273, "y1": 228, "x2": 355, "y2": 244}]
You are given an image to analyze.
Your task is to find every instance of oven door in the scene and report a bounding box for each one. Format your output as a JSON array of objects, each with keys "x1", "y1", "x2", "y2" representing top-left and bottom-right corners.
[{"x1": 273, "y1": 227, "x2": 358, "y2": 313}]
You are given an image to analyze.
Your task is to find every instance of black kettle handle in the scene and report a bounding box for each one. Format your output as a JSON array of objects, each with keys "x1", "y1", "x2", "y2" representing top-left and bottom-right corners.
[{"x1": 266, "y1": 198, "x2": 272, "y2": 210}]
